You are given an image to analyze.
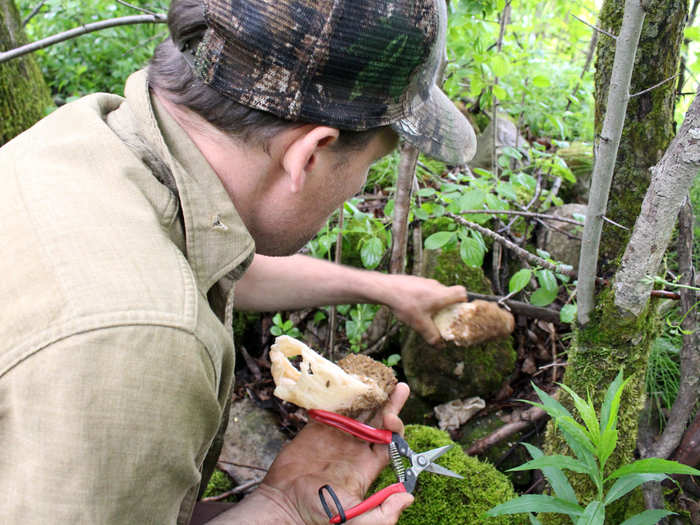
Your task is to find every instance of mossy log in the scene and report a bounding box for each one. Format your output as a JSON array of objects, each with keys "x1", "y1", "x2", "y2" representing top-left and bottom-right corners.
[{"x1": 0, "y1": 0, "x2": 53, "y2": 146}]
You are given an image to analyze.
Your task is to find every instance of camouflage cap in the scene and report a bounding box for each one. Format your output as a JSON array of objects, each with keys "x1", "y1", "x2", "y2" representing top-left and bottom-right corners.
[{"x1": 183, "y1": 0, "x2": 476, "y2": 164}]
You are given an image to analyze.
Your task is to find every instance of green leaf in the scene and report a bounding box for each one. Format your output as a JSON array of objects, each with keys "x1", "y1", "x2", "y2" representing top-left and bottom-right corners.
[
  {"x1": 603, "y1": 474, "x2": 667, "y2": 505},
  {"x1": 558, "y1": 383, "x2": 599, "y2": 441},
  {"x1": 417, "y1": 187, "x2": 436, "y2": 197},
  {"x1": 537, "y1": 269, "x2": 558, "y2": 292},
  {"x1": 576, "y1": 501, "x2": 604, "y2": 525},
  {"x1": 530, "y1": 286, "x2": 558, "y2": 307},
  {"x1": 509, "y1": 269, "x2": 533, "y2": 294},
  {"x1": 424, "y1": 231, "x2": 456, "y2": 250},
  {"x1": 493, "y1": 84, "x2": 507, "y2": 100},
  {"x1": 599, "y1": 371, "x2": 630, "y2": 435},
  {"x1": 360, "y1": 237, "x2": 384, "y2": 270},
  {"x1": 497, "y1": 181, "x2": 518, "y2": 201},
  {"x1": 597, "y1": 426, "x2": 618, "y2": 470},
  {"x1": 521, "y1": 443, "x2": 578, "y2": 504},
  {"x1": 459, "y1": 188, "x2": 487, "y2": 211},
  {"x1": 618, "y1": 510, "x2": 675, "y2": 525},
  {"x1": 508, "y1": 455, "x2": 591, "y2": 475},
  {"x1": 529, "y1": 514, "x2": 543, "y2": 525},
  {"x1": 607, "y1": 458, "x2": 700, "y2": 481},
  {"x1": 270, "y1": 326, "x2": 282, "y2": 336},
  {"x1": 460, "y1": 236, "x2": 485, "y2": 267},
  {"x1": 560, "y1": 304, "x2": 577, "y2": 323},
  {"x1": 272, "y1": 313, "x2": 283, "y2": 326},
  {"x1": 532, "y1": 75, "x2": 551, "y2": 88},
  {"x1": 485, "y1": 495, "x2": 583, "y2": 517}
]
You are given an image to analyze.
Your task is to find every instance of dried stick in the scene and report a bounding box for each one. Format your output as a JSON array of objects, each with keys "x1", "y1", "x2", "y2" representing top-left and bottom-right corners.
[{"x1": 466, "y1": 406, "x2": 547, "y2": 456}]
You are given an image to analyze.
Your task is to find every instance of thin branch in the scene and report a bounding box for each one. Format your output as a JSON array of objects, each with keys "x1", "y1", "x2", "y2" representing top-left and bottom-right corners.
[
  {"x1": 115, "y1": 0, "x2": 159, "y2": 16},
  {"x1": 570, "y1": 13, "x2": 618, "y2": 40},
  {"x1": 22, "y1": 0, "x2": 47, "y2": 27},
  {"x1": 200, "y1": 479, "x2": 261, "y2": 501},
  {"x1": 458, "y1": 209, "x2": 586, "y2": 226},
  {"x1": 328, "y1": 206, "x2": 345, "y2": 360},
  {"x1": 0, "y1": 13, "x2": 167, "y2": 64},
  {"x1": 601, "y1": 215, "x2": 630, "y2": 230},
  {"x1": 566, "y1": 26, "x2": 598, "y2": 110},
  {"x1": 446, "y1": 212, "x2": 578, "y2": 279},
  {"x1": 629, "y1": 73, "x2": 680, "y2": 98}
]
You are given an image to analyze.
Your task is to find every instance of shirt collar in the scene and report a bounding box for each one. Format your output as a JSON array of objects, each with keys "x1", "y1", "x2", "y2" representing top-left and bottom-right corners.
[{"x1": 122, "y1": 69, "x2": 255, "y2": 294}]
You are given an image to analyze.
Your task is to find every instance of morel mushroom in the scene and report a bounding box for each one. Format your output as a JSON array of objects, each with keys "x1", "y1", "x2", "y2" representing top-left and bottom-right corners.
[{"x1": 433, "y1": 300, "x2": 514, "y2": 347}]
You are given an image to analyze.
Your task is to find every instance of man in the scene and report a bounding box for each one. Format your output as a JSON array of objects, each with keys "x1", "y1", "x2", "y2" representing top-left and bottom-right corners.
[{"x1": 0, "y1": 0, "x2": 476, "y2": 523}]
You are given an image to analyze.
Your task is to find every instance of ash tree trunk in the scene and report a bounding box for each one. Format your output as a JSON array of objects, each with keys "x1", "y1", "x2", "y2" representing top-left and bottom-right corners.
[
  {"x1": 0, "y1": 0, "x2": 52, "y2": 146},
  {"x1": 543, "y1": 0, "x2": 690, "y2": 523}
]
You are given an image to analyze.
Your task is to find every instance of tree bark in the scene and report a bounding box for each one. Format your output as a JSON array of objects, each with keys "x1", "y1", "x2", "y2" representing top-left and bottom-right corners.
[
  {"x1": 0, "y1": 0, "x2": 52, "y2": 146},
  {"x1": 595, "y1": 0, "x2": 688, "y2": 272}
]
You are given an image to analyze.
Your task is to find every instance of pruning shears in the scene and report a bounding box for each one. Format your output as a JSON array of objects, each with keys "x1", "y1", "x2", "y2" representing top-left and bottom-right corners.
[{"x1": 308, "y1": 409, "x2": 464, "y2": 524}]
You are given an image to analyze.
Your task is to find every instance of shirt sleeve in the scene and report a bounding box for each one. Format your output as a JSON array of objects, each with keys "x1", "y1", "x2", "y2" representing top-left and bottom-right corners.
[{"x1": 0, "y1": 324, "x2": 223, "y2": 525}]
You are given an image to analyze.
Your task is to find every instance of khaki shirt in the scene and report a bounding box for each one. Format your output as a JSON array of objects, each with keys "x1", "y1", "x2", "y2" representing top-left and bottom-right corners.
[{"x1": 0, "y1": 69, "x2": 255, "y2": 524}]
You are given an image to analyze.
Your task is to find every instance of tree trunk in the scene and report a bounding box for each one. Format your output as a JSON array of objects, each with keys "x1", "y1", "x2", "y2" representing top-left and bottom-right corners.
[
  {"x1": 542, "y1": 1, "x2": 689, "y2": 523},
  {"x1": 594, "y1": 0, "x2": 687, "y2": 272},
  {"x1": 0, "y1": 0, "x2": 52, "y2": 146}
]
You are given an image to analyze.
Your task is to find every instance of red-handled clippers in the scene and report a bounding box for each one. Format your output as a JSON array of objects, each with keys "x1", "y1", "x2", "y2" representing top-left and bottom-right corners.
[{"x1": 308, "y1": 409, "x2": 464, "y2": 524}]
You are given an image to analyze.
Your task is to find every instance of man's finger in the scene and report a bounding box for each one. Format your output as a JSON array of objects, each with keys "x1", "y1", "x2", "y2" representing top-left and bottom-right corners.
[{"x1": 351, "y1": 493, "x2": 414, "y2": 525}]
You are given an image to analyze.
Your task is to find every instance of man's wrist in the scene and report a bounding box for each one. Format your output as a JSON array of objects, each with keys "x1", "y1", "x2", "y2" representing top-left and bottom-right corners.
[{"x1": 204, "y1": 484, "x2": 303, "y2": 525}]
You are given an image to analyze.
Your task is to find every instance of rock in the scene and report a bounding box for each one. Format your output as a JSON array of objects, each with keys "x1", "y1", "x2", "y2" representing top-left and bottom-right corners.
[
  {"x1": 401, "y1": 249, "x2": 516, "y2": 403},
  {"x1": 556, "y1": 142, "x2": 593, "y2": 203},
  {"x1": 469, "y1": 115, "x2": 529, "y2": 171},
  {"x1": 434, "y1": 397, "x2": 486, "y2": 432},
  {"x1": 536, "y1": 203, "x2": 586, "y2": 271},
  {"x1": 218, "y1": 397, "x2": 289, "y2": 485}
]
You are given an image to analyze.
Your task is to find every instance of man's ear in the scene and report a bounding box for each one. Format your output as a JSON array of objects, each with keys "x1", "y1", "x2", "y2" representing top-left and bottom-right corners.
[{"x1": 281, "y1": 126, "x2": 340, "y2": 193}]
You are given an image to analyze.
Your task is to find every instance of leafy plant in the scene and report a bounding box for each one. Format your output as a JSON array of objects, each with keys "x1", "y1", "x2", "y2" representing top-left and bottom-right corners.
[
  {"x1": 485, "y1": 371, "x2": 700, "y2": 524},
  {"x1": 270, "y1": 313, "x2": 301, "y2": 339},
  {"x1": 344, "y1": 303, "x2": 380, "y2": 353}
]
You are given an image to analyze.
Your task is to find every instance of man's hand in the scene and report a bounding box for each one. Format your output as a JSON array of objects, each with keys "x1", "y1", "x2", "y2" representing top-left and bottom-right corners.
[
  {"x1": 372, "y1": 274, "x2": 467, "y2": 347},
  {"x1": 210, "y1": 384, "x2": 413, "y2": 524}
]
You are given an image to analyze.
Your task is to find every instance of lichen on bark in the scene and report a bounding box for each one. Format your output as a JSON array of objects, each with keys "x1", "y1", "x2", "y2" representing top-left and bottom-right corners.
[
  {"x1": 0, "y1": 0, "x2": 53, "y2": 146},
  {"x1": 594, "y1": 0, "x2": 687, "y2": 273}
]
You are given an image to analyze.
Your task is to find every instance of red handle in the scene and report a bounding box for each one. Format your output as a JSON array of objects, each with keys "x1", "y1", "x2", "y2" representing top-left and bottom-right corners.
[
  {"x1": 329, "y1": 482, "x2": 407, "y2": 524},
  {"x1": 308, "y1": 409, "x2": 393, "y2": 444}
]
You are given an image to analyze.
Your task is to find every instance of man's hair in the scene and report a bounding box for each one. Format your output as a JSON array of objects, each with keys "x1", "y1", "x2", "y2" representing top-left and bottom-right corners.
[{"x1": 148, "y1": 0, "x2": 382, "y2": 152}]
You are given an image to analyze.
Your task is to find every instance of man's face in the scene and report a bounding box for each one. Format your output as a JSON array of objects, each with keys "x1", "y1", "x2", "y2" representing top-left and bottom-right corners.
[{"x1": 253, "y1": 128, "x2": 398, "y2": 256}]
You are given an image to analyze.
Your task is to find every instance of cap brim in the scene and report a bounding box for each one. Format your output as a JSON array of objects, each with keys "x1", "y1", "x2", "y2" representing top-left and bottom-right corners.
[{"x1": 391, "y1": 85, "x2": 476, "y2": 165}]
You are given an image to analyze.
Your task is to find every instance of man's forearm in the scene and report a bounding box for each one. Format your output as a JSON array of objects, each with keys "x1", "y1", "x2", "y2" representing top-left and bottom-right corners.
[
  {"x1": 203, "y1": 485, "x2": 302, "y2": 525},
  {"x1": 233, "y1": 254, "x2": 387, "y2": 312}
]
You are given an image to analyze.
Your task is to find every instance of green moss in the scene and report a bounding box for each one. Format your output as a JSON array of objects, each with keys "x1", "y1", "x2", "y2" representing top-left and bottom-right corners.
[
  {"x1": 201, "y1": 469, "x2": 237, "y2": 503},
  {"x1": 372, "y1": 425, "x2": 526, "y2": 524}
]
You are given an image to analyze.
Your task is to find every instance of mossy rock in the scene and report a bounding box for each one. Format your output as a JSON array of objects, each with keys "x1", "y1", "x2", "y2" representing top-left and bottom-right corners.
[
  {"x1": 202, "y1": 469, "x2": 237, "y2": 503},
  {"x1": 402, "y1": 249, "x2": 516, "y2": 402},
  {"x1": 371, "y1": 425, "x2": 526, "y2": 524}
]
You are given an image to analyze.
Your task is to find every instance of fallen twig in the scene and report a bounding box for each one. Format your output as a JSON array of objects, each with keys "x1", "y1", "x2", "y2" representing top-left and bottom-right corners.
[{"x1": 466, "y1": 405, "x2": 548, "y2": 456}]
